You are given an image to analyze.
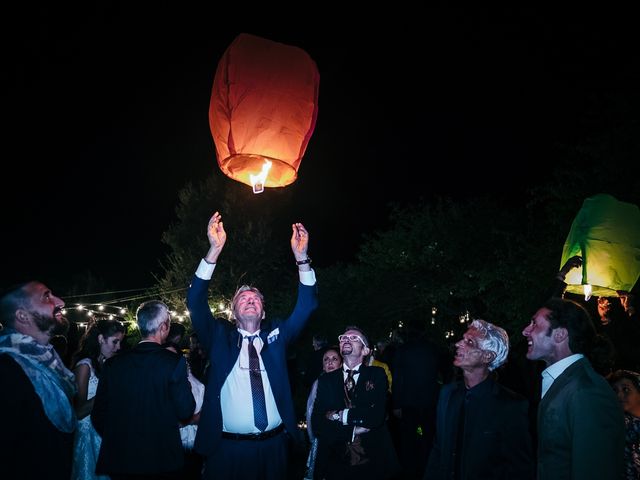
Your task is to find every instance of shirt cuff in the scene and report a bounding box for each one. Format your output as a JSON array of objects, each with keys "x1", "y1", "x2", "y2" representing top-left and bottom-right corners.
[
  {"x1": 342, "y1": 408, "x2": 349, "y2": 425},
  {"x1": 195, "y1": 259, "x2": 216, "y2": 280},
  {"x1": 299, "y1": 269, "x2": 316, "y2": 286}
]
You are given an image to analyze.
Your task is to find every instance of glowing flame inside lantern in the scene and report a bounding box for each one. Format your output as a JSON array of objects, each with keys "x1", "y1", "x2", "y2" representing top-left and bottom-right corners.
[
  {"x1": 583, "y1": 284, "x2": 593, "y2": 301},
  {"x1": 249, "y1": 160, "x2": 273, "y2": 194}
]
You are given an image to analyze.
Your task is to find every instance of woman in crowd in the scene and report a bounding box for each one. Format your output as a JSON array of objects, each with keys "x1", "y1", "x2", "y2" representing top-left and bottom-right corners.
[
  {"x1": 72, "y1": 319, "x2": 125, "y2": 480},
  {"x1": 610, "y1": 369, "x2": 640, "y2": 479},
  {"x1": 305, "y1": 346, "x2": 343, "y2": 480}
]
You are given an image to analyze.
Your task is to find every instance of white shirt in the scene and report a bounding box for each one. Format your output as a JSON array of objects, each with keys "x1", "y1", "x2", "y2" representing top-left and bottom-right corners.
[
  {"x1": 341, "y1": 363, "x2": 363, "y2": 424},
  {"x1": 195, "y1": 259, "x2": 316, "y2": 286},
  {"x1": 540, "y1": 353, "x2": 584, "y2": 398},
  {"x1": 342, "y1": 363, "x2": 363, "y2": 384},
  {"x1": 220, "y1": 328, "x2": 283, "y2": 433}
]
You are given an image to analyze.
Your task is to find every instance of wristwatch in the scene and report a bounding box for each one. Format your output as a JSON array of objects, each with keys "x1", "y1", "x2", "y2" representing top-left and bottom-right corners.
[{"x1": 331, "y1": 412, "x2": 340, "y2": 421}]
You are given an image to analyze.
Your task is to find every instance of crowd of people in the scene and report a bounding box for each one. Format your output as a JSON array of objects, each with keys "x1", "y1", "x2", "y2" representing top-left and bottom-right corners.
[{"x1": 1, "y1": 212, "x2": 639, "y2": 479}]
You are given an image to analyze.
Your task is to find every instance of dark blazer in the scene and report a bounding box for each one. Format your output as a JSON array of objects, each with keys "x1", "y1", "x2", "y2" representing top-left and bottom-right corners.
[
  {"x1": 312, "y1": 365, "x2": 400, "y2": 479},
  {"x1": 425, "y1": 378, "x2": 534, "y2": 480},
  {"x1": 0, "y1": 355, "x2": 74, "y2": 480},
  {"x1": 187, "y1": 275, "x2": 319, "y2": 457},
  {"x1": 536, "y1": 357, "x2": 624, "y2": 480},
  {"x1": 91, "y1": 341, "x2": 195, "y2": 476}
]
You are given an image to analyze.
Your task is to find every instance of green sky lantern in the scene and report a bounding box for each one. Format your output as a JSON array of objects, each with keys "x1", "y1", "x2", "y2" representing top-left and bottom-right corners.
[{"x1": 561, "y1": 194, "x2": 640, "y2": 299}]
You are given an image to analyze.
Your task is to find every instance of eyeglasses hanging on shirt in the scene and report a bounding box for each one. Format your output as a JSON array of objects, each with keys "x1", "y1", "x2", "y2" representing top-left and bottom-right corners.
[{"x1": 238, "y1": 335, "x2": 266, "y2": 372}]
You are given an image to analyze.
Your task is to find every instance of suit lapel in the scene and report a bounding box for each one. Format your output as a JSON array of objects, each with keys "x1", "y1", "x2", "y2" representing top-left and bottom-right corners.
[
  {"x1": 258, "y1": 329, "x2": 274, "y2": 375},
  {"x1": 221, "y1": 330, "x2": 242, "y2": 375},
  {"x1": 539, "y1": 358, "x2": 585, "y2": 412}
]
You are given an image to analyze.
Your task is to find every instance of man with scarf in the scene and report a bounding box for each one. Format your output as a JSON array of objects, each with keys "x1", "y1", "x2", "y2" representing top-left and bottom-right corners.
[{"x1": 0, "y1": 281, "x2": 77, "y2": 480}]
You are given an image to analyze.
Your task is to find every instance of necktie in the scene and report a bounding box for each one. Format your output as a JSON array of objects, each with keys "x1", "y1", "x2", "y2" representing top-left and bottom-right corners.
[
  {"x1": 247, "y1": 336, "x2": 268, "y2": 431},
  {"x1": 344, "y1": 369, "x2": 356, "y2": 392},
  {"x1": 344, "y1": 369, "x2": 357, "y2": 407}
]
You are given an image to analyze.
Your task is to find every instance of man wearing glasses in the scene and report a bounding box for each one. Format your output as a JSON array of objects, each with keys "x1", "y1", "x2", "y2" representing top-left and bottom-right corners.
[
  {"x1": 187, "y1": 211, "x2": 318, "y2": 480},
  {"x1": 312, "y1": 326, "x2": 400, "y2": 479}
]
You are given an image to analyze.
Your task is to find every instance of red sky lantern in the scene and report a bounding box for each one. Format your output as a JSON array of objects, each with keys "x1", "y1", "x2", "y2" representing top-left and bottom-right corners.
[{"x1": 209, "y1": 33, "x2": 320, "y2": 193}]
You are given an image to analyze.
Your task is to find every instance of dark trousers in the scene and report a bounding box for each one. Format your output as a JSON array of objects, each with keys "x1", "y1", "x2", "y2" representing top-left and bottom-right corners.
[
  {"x1": 397, "y1": 406, "x2": 436, "y2": 480},
  {"x1": 203, "y1": 431, "x2": 288, "y2": 480}
]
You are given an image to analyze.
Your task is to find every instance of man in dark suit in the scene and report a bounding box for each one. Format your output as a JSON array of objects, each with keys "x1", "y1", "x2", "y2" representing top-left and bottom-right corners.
[
  {"x1": 425, "y1": 319, "x2": 534, "y2": 480},
  {"x1": 522, "y1": 297, "x2": 624, "y2": 479},
  {"x1": 92, "y1": 300, "x2": 195, "y2": 480},
  {"x1": 0, "y1": 281, "x2": 77, "y2": 480},
  {"x1": 312, "y1": 326, "x2": 400, "y2": 480},
  {"x1": 186, "y1": 211, "x2": 318, "y2": 480}
]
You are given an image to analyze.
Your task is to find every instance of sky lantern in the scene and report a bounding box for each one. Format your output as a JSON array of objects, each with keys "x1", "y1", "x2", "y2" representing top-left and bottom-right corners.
[
  {"x1": 560, "y1": 193, "x2": 640, "y2": 299},
  {"x1": 209, "y1": 33, "x2": 320, "y2": 193}
]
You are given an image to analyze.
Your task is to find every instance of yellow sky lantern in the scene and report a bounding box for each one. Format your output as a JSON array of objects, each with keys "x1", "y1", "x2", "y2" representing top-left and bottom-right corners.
[
  {"x1": 209, "y1": 33, "x2": 320, "y2": 193},
  {"x1": 561, "y1": 194, "x2": 640, "y2": 299}
]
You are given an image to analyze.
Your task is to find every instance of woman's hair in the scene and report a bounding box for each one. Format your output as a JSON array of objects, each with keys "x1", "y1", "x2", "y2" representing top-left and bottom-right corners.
[
  {"x1": 609, "y1": 369, "x2": 640, "y2": 392},
  {"x1": 321, "y1": 346, "x2": 342, "y2": 373},
  {"x1": 73, "y1": 319, "x2": 125, "y2": 375}
]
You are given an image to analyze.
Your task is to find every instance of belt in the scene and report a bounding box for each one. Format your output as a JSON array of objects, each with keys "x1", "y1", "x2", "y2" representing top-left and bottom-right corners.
[{"x1": 221, "y1": 424, "x2": 285, "y2": 441}]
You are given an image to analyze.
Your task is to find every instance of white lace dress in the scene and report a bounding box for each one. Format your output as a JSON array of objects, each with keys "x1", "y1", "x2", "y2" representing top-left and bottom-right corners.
[
  {"x1": 71, "y1": 358, "x2": 109, "y2": 480},
  {"x1": 180, "y1": 368, "x2": 205, "y2": 450}
]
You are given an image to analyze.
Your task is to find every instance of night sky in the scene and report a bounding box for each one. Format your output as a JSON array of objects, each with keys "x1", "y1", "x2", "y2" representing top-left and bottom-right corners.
[{"x1": 3, "y1": 6, "x2": 639, "y2": 292}]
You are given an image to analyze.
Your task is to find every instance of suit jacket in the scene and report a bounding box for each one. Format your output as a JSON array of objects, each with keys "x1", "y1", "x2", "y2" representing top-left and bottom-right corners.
[
  {"x1": 0, "y1": 355, "x2": 74, "y2": 480},
  {"x1": 536, "y1": 357, "x2": 624, "y2": 480},
  {"x1": 187, "y1": 275, "x2": 318, "y2": 457},
  {"x1": 91, "y1": 342, "x2": 195, "y2": 475},
  {"x1": 425, "y1": 378, "x2": 534, "y2": 480},
  {"x1": 312, "y1": 365, "x2": 399, "y2": 479}
]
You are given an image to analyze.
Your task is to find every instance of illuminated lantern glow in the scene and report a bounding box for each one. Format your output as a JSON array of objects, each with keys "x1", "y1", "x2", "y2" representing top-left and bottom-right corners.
[
  {"x1": 560, "y1": 194, "x2": 640, "y2": 298},
  {"x1": 209, "y1": 33, "x2": 320, "y2": 192}
]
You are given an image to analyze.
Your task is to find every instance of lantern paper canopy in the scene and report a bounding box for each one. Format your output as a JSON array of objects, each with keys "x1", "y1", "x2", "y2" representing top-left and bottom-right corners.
[
  {"x1": 209, "y1": 33, "x2": 320, "y2": 192},
  {"x1": 560, "y1": 193, "x2": 640, "y2": 298}
]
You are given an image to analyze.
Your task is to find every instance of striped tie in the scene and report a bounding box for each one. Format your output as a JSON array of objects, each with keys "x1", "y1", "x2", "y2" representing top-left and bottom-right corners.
[{"x1": 247, "y1": 335, "x2": 268, "y2": 431}]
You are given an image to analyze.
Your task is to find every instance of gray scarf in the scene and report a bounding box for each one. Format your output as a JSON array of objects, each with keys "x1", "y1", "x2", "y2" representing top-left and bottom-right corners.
[{"x1": 0, "y1": 329, "x2": 77, "y2": 433}]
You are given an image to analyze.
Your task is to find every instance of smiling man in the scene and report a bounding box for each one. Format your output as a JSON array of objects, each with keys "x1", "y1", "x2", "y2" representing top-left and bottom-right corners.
[
  {"x1": 522, "y1": 297, "x2": 625, "y2": 480},
  {"x1": 312, "y1": 326, "x2": 400, "y2": 479},
  {"x1": 187, "y1": 211, "x2": 318, "y2": 480},
  {"x1": 425, "y1": 319, "x2": 533, "y2": 480},
  {"x1": 0, "y1": 281, "x2": 77, "y2": 480}
]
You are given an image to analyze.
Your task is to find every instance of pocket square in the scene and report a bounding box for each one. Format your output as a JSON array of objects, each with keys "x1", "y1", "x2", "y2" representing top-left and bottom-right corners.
[{"x1": 267, "y1": 328, "x2": 280, "y2": 344}]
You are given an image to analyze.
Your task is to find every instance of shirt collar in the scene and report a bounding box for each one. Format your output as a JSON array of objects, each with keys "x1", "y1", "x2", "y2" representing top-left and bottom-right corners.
[
  {"x1": 343, "y1": 363, "x2": 363, "y2": 374},
  {"x1": 238, "y1": 328, "x2": 261, "y2": 338},
  {"x1": 542, "y1": 353, "x2": 584, "y2": 381},
  {"x1": 465, "y1": 376, "x2": 493, "y2": 399}
]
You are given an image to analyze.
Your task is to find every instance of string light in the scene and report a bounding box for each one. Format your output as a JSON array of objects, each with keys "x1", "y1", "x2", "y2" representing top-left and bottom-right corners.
[{"x1": 61, "y1": 286, "x2": 238, "y2": 329}]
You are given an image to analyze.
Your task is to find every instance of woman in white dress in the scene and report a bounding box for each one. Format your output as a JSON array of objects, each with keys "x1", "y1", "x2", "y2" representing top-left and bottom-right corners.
[{"x1": 71, "y1": 319, "x2": 125, "y2": 480}]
